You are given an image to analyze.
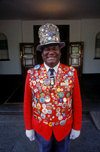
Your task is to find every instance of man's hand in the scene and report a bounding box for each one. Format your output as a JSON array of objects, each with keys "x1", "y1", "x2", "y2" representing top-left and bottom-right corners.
[
  {"x1": 70, "y1": 129, "x2": 80, "y2": 140},
  {"x1": 26, "y1": 129, "x2": 35, "y2": 141}
]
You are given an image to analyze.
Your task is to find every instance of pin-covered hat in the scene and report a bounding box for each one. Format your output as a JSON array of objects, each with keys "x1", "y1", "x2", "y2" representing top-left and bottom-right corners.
[{"x1": 36, "y1": 23, "x2": 65, "y2": 51}]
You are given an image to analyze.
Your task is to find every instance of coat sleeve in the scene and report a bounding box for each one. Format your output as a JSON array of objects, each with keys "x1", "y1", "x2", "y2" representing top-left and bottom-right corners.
[
  {"x1": 24, "y1": 72, "x2": 32, "y2": 130},
  {"x1": 72, "y1": 69, "x2": 82, "y2": 130}
]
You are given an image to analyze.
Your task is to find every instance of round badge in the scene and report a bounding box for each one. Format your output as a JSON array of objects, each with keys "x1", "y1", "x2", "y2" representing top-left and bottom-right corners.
[
  {"x1": 40, "y1": 79, "x2": 43, "y2": 83},
  {"x1": 57, "y1": 88, "x2": 61, "y2": 92},
  {"x1": 66, "y1": 93, "x2": 70, "y2": 98},
  {"x1": 37, "y1": 94, "x2": 40, "y2": 98},
  {"x1": 42, "y1": 108, "x2": 48, "y2": 114},
  {"x1": 39, "y1": 86, "x2": 42, "y2": 90},
  {"x1": 37, "y1": 103, "x2": 41, "y2": 109},
  {"x1": 62, "y1": 108, "x2": 66, "y2": 113},
  {"x1": 58, "y1": 92, "x2": 64, "y2": 98},
  {"x1": 67, "y1": 88, "x2": 70, "y2": 91},
  {"x1": 34, "y1": 88, "x2": 38, "y2": 93},
  {"x1": 32, "y1": 102, "x2": 35, "y2": 107},
  {"x1": 58, "y1": 115, "x2": 63, "y2": 120},
  {"x1": 44, "y1": 74, "x2": 47, "y2": 77},
  {"x1": 55, "y1": 122, "x2": 59, "y2": 125},
  {"x1": 46, "y1": 104, "x2": 52, "y2": 110},
  {"x1": 40, "y1": 97, "x2": 45, "y2": 103},
  {"x1": 58, "y1": 103, "x2": 62, "y2": 106},
  {"x1": 41, "y1": 113, "x2": 46, "y2": 119},
  {"x1": 68, "y1": 71, "x2": 73, "y2": 76},
  {"x1": 32, "y1": 81, "x2": 36, "y2": 86},
  {"x1": 62, "y1": 103, "x2": 66, "y2": 108},
  {"x1": 36, "y1": 79, "x2": 40, "y2": 82},
  {"x1": 37, "y1": 109, "x2": 41, "y2": 114},
  {"x1": 53, "y1": 106, "x2": 56, "y2": 110},
  {"x1": 70, "y1": 80, "x2": 73, "y2": 84},
  {"x1": 63, "y1": 113, "x2": 66, "y2": 117},
  {"x1": 48, "y1": 86, "x2": 51, "y2": 89},
  {"x1": 56, "y1": 112, "x2": 60, "y2": 117},
  {"x1": 60, "y1": 120, "x2": 66, "y2": 126},
  {"x1": 38, "y1": 116, "x2": 42, "y2": 121},
  {"x1": 49, "y1": 122, "x2": 52, "y2": 127},
  {"x1": 42, "y1": 104, "x2": 46, "y2": 108},
  {"x1": 43, "y1": 120, "x2": 48, "y2": 125},
  {"x1": 34, "y1": 64, "x2": 40, "y2": 70},
  {"x1": 54, "y1": 101, "x2": 58, "y2": 104},
  {"x1": 52, "y1": 122, "x2": 55, "y2": 126},
  {"x1": 56, "y1": 107, "x2": 60, "y2": 112},
  {"x1": 60, "y1": 88, "x2": 63, "y2": 92},
  {"x1": 34, "y1": 97, "x2": 37, "y2": 102},
  {"x1": 48, "y1": 110, "x2": 52, "y2": 114},
  {"x1": 63, "y1": 97, "x2": 67, "y2": 102},
  {"x1": 52, "y1": 116, "x2": 55, "y2": 119},
  {"x1": 59, "y1": 98, "x2": 63, "y2": 102},
  {"x1": 44, "y1": 79, "x2": 50, "y2": 85},
  {"x1": 64, "y1": 89, "x2": 67, "y2": 92},
  {"x1": 65, "y1": 74, "x2": 68, "y2": 77},
  {"x1": 42, "y1": 86, "x2": 47, "y2": 91},
  {"x1": 35, "y1": 73, "x2": 38, "y2": 77},
  {"x1": 45, "y1": 96, "x2": 51, "y2": 102},
  {"x1": 40, "y1": 93, "x2": 45, "y2": 98}
]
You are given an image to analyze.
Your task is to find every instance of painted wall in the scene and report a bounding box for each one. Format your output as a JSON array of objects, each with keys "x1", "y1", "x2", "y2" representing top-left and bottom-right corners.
[
  {"x1": 0, "y1": 19, "x2": 100, "y2": 74},
  {"x1": 22, "y1": 20, "x2": 81, "y2": 42},
  {"x1": 0, "y1": 20, "x2": 22, "y2": 74},
  {"x1": 81, "y1": 19, "x2": 100, "y2": 73}
]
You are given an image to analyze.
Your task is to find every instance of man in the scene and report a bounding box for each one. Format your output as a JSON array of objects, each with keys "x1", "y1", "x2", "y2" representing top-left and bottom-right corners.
[{"x1": 24, "y1": 23, "x2": 82, "y2": 152}]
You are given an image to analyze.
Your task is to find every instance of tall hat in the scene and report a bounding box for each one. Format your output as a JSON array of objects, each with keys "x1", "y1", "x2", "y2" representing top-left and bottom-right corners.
[{"x1": 36, "y1": 23, "x2": 65, "y2": 51}]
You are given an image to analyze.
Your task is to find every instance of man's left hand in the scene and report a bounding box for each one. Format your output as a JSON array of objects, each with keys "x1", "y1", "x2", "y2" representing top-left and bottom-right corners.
[{"x1": 70, "y1": 129, "x2": 80, "y2": 140}]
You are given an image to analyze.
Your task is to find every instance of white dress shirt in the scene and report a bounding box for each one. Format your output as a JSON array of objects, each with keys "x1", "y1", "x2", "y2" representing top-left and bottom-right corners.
[{"x1": 44, "y1": 62, "x2": 60, "y2": 79}]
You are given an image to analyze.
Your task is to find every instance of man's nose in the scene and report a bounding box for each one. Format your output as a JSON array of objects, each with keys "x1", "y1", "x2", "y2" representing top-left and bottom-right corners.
[{"x1": 49, "y1": 49, "x2": 55, "y2": 54}]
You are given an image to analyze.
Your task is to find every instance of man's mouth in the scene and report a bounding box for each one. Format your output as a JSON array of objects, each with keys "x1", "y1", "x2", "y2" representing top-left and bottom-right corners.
[{"x1": 48, "y1": 56, "x2": 56, "y2": 59}]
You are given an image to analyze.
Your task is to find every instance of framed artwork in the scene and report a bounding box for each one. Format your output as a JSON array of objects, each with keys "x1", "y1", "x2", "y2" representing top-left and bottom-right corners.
[
  {"x1": 20, "y1": 43, "x2": 37, "y2": 76},
  {"x1": 69, "y1": 42, "x2": 84, "y2": 77}
]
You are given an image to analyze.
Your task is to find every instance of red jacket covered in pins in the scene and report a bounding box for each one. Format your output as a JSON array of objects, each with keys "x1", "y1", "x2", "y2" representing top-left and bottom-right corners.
[{"x1": 24, "y1": 63, "x2": 82, "y2": 141}]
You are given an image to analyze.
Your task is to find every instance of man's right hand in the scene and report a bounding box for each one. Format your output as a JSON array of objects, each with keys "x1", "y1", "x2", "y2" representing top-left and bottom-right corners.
[{"x1": 25, "y1": 129, "x2": 35, "y2": 141}]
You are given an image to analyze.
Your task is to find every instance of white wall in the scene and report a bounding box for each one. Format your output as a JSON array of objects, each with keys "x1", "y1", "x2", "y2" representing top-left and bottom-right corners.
[
  {"x1": 0, "y1": 20, "x2": 22, "y2": 74},
  {"x1": 0, "y1": 19, "x2": 100, "y2": 74},
  {"x1": 81, "y1": 19, "x2": 100, "y2": 73},
  {"x1": 22, "y1": 20, "x2": 81, "y2": 42}
]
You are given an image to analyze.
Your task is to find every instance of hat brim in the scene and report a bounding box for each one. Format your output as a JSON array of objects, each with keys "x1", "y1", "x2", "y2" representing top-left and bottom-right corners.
[{"x1": 36, "y1": 42, "x2": 65, "y2": 52}]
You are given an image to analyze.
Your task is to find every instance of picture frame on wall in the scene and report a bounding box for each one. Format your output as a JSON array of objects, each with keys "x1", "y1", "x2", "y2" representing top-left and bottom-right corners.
[{"x1": 69, "y1": 42, "x2": 84, "y2": 77}]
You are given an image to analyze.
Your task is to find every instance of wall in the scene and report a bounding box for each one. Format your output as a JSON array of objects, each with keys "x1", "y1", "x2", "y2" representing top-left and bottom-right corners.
[
  {"x1": 0, "y1": 19, "x2": 100, "y2": 74},
  {"x1": 22, "y1": 20, "x2": 81, "y2": 42},
  {"x1": 81, "y1": 19, "x2": 100, "y2": 73},
  {"x1": 0, "y1": 20, "x2": 22, "y2": 74}
]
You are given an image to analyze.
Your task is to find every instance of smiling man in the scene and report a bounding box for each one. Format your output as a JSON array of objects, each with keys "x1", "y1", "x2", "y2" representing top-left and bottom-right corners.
[
  {"x1": 42, "y1": 44, "x2": 61, "y2": 68},
  {"x1": 24, "y1": 23, "x2": 82, "y2": 152}
]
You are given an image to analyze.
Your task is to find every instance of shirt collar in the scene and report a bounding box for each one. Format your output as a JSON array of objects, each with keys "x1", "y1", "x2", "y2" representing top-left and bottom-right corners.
[{"x1": 44, "y1": 62, "x2": 60, "y2": 73}]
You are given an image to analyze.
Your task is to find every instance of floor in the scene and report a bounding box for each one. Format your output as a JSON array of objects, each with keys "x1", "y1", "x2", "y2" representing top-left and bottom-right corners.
[{"x1": 0, "y1": 74, "x2": 100, "y2": 152}]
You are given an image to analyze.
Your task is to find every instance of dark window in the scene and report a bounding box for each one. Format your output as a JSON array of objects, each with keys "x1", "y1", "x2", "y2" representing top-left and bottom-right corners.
[
  {"x1": 0, "y1": 33, "x2": 9, "y2": 60},
  {"x1": 95, "y1": 32, "x2": 100, "y2": 59}
]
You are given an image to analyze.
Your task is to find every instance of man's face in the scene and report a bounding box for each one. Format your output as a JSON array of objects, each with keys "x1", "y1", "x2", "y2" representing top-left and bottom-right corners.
[{"x1": 42, "y1": 44, "x2": 61, "y2": 68}]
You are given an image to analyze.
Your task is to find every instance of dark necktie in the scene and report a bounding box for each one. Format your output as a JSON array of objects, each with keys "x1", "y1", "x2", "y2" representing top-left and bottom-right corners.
[{"x1": 49, "y1": 68, "x2": 55, "y2": 87}]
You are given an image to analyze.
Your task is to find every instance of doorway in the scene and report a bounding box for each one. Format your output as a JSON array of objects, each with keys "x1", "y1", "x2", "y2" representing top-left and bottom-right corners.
[{"x1": 34, "y1": 25, "x2": 69, "y2": 65}]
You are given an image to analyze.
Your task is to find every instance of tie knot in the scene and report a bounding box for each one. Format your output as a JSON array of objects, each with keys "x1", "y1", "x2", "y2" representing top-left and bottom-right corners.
[{"x1": 49, "y1": 68, "x2": 55, "y2": 75}]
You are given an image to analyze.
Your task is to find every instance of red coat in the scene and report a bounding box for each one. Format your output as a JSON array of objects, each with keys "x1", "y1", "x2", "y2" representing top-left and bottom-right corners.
[{"x1": 24, "y1": 63, "x2": 82, "y2": 141}]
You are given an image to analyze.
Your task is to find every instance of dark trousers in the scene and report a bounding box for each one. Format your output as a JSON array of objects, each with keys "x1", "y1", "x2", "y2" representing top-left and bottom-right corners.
[{"x1": 35, "y1": 132, "x2": 70, "y2": 152}]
